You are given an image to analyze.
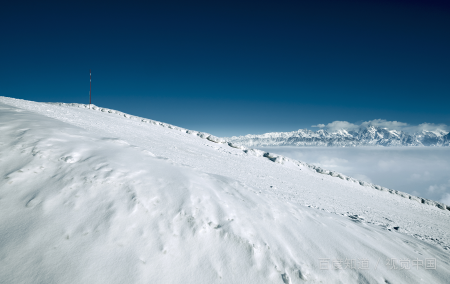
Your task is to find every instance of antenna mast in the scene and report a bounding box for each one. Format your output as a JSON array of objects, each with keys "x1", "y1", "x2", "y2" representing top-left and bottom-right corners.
[{"x1": 89, "y1": 69, "x2": 92, "y2": 108}]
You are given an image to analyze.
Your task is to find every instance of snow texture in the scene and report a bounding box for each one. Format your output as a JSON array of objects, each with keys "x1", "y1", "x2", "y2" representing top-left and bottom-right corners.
[{"x1": 0, "y1": 96, "x2": 450, "y2": 284}]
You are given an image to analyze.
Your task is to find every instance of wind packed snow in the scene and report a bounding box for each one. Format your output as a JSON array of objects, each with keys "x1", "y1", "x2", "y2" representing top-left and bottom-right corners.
[{"x1": 0, "y1": 96, "x2": 449, "y2": 284}]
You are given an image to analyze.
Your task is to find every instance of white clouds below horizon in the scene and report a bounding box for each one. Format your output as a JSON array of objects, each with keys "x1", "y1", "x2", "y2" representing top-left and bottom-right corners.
[
  {"x1": 259, "y1": 146, "x2": 450, "y2": 206},
  {"x1": 311, "y1": 119, "x2": 449, "y2": 134}
]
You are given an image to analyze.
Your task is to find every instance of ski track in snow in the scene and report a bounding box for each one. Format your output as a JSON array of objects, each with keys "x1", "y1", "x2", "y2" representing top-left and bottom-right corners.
[{"x1": 0, "y1": 96, "x2": 450, "y2": 283}]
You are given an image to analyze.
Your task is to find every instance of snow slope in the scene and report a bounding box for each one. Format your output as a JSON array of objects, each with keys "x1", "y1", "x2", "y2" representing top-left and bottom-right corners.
[{"x1": 0, "y1": 96, "x2": 450, "y2": 284}]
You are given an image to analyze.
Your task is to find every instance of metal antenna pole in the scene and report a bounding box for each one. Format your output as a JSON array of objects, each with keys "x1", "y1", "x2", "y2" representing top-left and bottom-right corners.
[{"x1": 89, "y1": 69, "x2": 92, "y2": 108}]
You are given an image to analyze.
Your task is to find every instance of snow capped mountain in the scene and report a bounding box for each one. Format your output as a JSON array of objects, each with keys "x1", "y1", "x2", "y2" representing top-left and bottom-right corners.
[
  {"x1": 412, "y1": 130, "x2": 450, "y2": 146},
  {"x1": 1, "y1": 96, "x2": 450, "y2": 283},
  {"x1": 227, "y1": 126, "x2": 450, "y2": 147}
]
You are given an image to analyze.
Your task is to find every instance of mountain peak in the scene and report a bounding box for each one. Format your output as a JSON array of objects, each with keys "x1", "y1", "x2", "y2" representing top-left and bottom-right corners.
[{"x1": 227, "y1": 126, "x2": 449, "y2": 147}]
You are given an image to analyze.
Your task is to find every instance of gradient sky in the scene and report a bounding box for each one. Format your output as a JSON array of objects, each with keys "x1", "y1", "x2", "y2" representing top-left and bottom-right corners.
[{"x1": 1, "y1": 0, "x2": 449, "y2": 136}]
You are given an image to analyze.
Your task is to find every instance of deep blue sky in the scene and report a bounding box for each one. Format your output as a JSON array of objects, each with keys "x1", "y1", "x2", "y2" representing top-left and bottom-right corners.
[{"x1": 1, "y1": 0, "x2": 449, "y2": 136}]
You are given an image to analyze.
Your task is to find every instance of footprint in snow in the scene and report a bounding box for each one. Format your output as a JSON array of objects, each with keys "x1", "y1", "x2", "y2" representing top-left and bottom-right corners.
[
  {"x1": 61, "y1": 156, "x2": 77, "y2": 163},
  {"x1": 281, "y1": 273, "x2": 291, "y2": 284}
]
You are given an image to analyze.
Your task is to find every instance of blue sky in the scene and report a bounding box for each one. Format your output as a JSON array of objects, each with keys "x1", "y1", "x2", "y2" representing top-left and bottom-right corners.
[{"x1": 1, "y1": 0, "x2": 449, "y2": 137}]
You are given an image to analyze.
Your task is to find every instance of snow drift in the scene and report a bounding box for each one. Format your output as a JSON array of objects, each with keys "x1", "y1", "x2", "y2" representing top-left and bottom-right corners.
[{"x1": 0, "y1": 96, "x2": 449, "y2": 283}]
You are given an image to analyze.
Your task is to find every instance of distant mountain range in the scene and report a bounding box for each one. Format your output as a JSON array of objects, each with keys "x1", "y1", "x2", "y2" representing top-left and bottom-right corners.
[{"x1": 227, "y1": 126, "x2": 450, "y2": 147}]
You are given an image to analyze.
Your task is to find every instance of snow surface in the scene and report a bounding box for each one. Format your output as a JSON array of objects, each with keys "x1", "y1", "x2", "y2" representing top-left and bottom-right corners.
[{"x1": 0, "y1": 96, "x2": 450, "y2": 283}]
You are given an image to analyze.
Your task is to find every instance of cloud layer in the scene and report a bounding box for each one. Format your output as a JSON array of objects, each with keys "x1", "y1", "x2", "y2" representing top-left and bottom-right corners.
[{"x1": 312, "y1": 119, "x2": 449, "y2": 134}]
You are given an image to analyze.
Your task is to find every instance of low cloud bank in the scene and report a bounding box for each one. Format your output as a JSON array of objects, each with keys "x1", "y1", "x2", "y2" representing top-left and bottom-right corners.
[
  {"x1": 312, "y1": 119, "x2": 449, "y2": 133},
  {"x1": 259, "y1": 146, "x2": 450, "y2": 206}
]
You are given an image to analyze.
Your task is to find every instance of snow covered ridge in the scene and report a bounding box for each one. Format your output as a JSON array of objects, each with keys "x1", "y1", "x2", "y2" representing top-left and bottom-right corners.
[
  {"x1": 2, "y1": 100, "x2": 450, "y2": 284},
  {"x1": 44, "y1": 102, "x2": 450, "y2": 212},
  {"x1": 254, "y1": 152, "x2": 449, "y2": 212},
  {"x1": 46, "y1": 102, "x2": 229, "y2": 143},
  {"x1": 2, "y1": 96, "x2": 450, "y2": 283},
  {"x1": 227, "y1": 127, "x2": 450, "y2": 147}
]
